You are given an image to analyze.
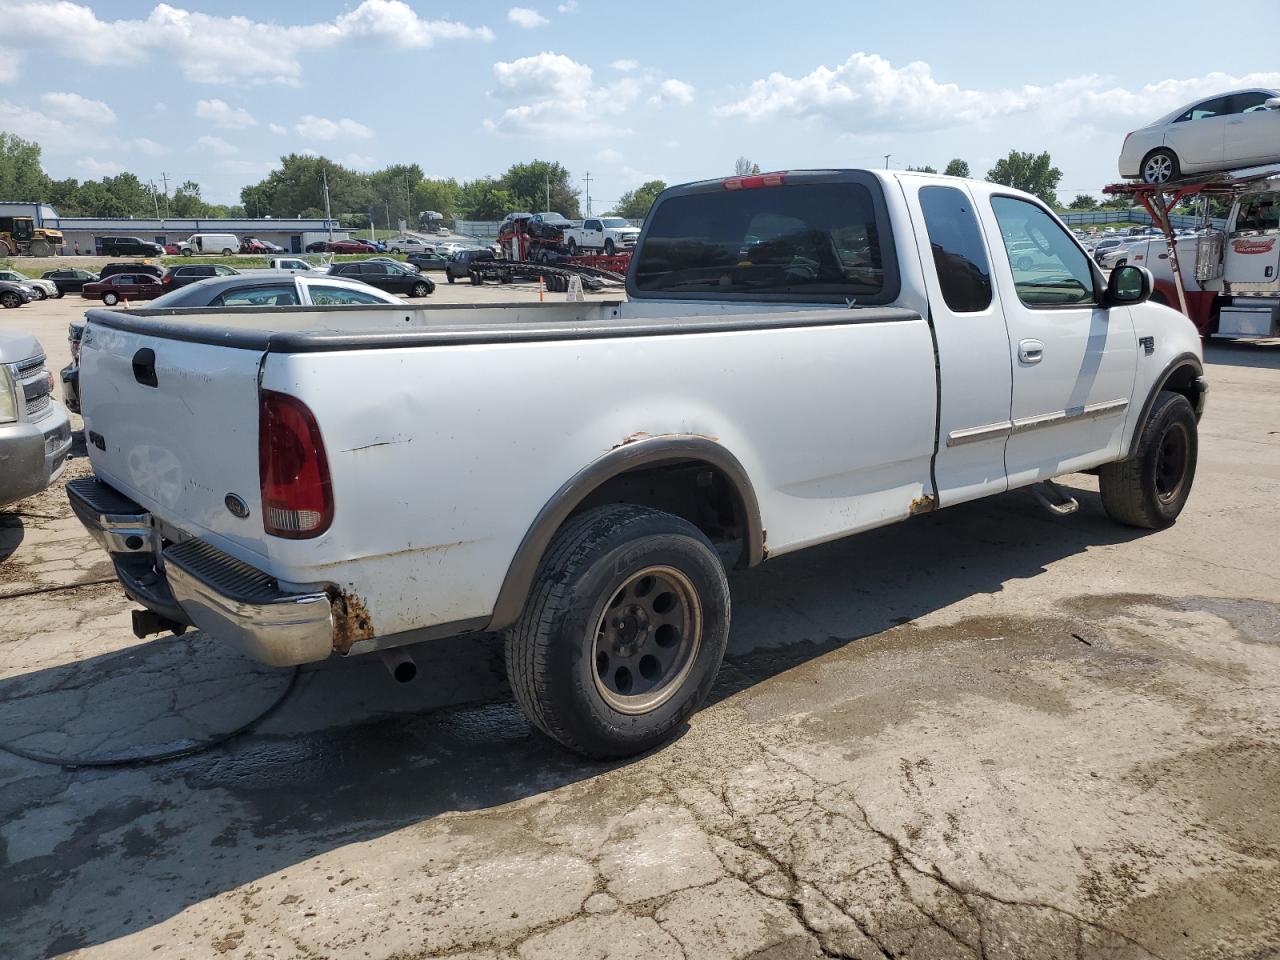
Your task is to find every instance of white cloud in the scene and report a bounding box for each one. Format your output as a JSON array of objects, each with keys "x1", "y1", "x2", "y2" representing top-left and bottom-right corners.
[
  {"x1": 344, "y1": 153, "x2": 377, "y2": 169},
  {"x1": 268, "y1": 122, "x2": 288, "y2": 135},
  {"x1": 594, "y1": 148, "x2": 623, "y2": 164},
  {"x1": 487, "y1": 53, "x2": 693, "y2": 138},
  {"x1": 0, "y1": 99, "x2": 85, "y2": 151},
  {"x1": 611, "y1": 59, "x2": 638, "y2": 72},
  {"x1": 715, "y1": 53, "x2": 1280, "y2": 136},
  {"x1": 196, "y1": 98, "x2": 256, "y2": 128},
  {"x1": 40, "y1": 91, "x2": 114, "y2": 123},
  {"x1": 507, "y1": 6, "x2": 548, "y2": 28},
  {"x1": 130, "y1": 137, "x2": 169, "y2": 156},
  {"x1": 0, "y1": 48, "x2": 18, "y2": 84},
  {"x1": 558, "y1": 0, "x2": 577, "y2": 11},
  {"x1": 296, "y1": 115, "x2": 374, "y2": 140},
  {"x1": 0, "y1": 0, "x2": 493, "y2": 86},
  {"x1": 197, "y1": 134, "x2": 238, "y2": 156},
  {"x1": 77, "y1": 157, "x2": 124, "y2": 177},
  {"x1": 650, "y1": 78, "x2": 694, "y2": 105}
]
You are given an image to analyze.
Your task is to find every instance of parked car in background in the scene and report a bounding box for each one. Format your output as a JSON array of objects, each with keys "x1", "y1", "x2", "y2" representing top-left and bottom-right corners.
[
  {"x1": 1089, "y1": 238, "x2": 1126, "y2": 262},
  {"x1": 407, "y1": 251, "x2": 450, "y2": 272},
  {"x1": 361, "y1": 238, "x2": 387, "y2": 252},
  {"x1": 258, "y1": 239, "x2": 286, "y2": 254},
  {"x1": 249, "y1": 256, "x2": 324, "y2": 274},
  {"x1": 145, "y1": 274, "x2": 405, "y2": 308},
  {"x1": 445, "y1": 248, "x2": 496, "y2": 282},
  {"x1": 1119, "y1": 88, "x2": 1280, "y2": 184},
  {"x1": 81, "y1": 273, "x2": 165, "y2": 305},
  {"x1": 386, "y1": 236, "x2": 435, "y2": 253},
  {"x1": 0, "y1": 330, "x2": 72, "y2": 508},
  {"x1": 0, "y1": 269, "x2": 58, "y2": 300},
  {"x1": 239, "y1": 238, "x2": 268, "y2": 254},
  {"x1": 179, "y1": 233, "x2": 240, "y2": 256},
  {"x1": 42, "y1": 268, "x2": 100, "y2": 295},
  {"x1": 161, "y1": 263, "x2": 242, "y2": 290},
  {"x1": 0, "y1": 280, "x2": 34, "y2": 308},
  {"x1": 328, "y1": 260, "x2": 436, "y2": 297},
  {"x1": 308, "y1": 239, "x2": 375, "y2": 254},
  {"x1": 100, "y1": 262, "x2": 165, "y2": 280},
  {"x1": 97, "y1": 236, "x2": 165, "y2": 257}
]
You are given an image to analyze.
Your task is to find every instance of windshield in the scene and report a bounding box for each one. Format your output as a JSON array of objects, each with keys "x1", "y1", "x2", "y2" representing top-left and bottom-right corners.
[
  {"x1": 632, "y1": 181, "x2": 891, "y2": 300},
  {"x1": 602, "y1": 218, "x2": 630, "y2": 228}
]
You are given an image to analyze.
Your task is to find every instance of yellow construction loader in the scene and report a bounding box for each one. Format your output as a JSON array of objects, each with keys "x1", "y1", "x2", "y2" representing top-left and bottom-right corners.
[{"x1": 0, "y1": 217, "x2": 64, "y2": 257}]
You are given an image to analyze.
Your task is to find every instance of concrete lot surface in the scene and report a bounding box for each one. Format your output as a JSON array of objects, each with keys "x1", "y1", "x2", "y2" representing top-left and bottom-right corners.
[{"x1": 0, "y1": 291, "x2": 1278, "y2": 959}]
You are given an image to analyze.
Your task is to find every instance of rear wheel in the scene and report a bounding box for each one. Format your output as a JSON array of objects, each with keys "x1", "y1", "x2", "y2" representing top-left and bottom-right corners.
[
  {"x1": 221, "y1": 248, "x2": 233, "y2": 256},
  {"x1": 567, "y1": 238, "x2": 578, "y2": 255},
  {"x1": 102, "y1": 292, "x2": 119, "y2": 305},
  {"x1": 447, "y1": 272, "x2": 456, "y2": 284},
  {"x1": 604, "y1": 239, "x2": 616, "y2": 256},
  {"x1": 505, "y1": 504, "x2": 730, "y2": 758},
  {"x1": 108, "y1": 248, "x2": 121, "y2": 257},
  {"x1": 1099, "y1": 391, "x2": 1197, "y2": 529},
  {"x1": 1141, "y1": 149, "x2": 1179, "y2": 185},
  {"x1": 28, "y1": 240, "x2": 52, "y2": 257}
]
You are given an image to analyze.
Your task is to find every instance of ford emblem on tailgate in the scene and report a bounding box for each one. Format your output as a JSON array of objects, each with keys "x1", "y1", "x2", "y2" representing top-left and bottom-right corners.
[{"x1": 224, "y1": 493, "x2": 250, "y2": 519}]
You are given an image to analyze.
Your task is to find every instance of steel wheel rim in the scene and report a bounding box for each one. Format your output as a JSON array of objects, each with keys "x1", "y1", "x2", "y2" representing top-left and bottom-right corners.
[
  {"x1": 592, "y1": 565, "x2": 702, "y2": 715},
  {"x1": 1145, "y1": 156, "x2": 1172, "y2": 184},
  {"x1": 1155, "y1": 421, "x2": 1190, "y2": 503}
]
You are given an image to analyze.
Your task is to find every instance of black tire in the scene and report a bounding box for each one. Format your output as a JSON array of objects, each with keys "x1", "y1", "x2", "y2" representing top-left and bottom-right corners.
[
  {"x1": 31, "y1": 287, "x2": 47, "y2": 300},
  {"x1": 505, "y1": 504, "x2": 730, "y2": 759},
  {"x1": 447, "y1": 272, "x2": 456, "y2": 284},
  {"x1": 470, "y1": 271, "x2": 482, "y2": 285},
  {"x1": 410, "y1": 281, "x2": 429, "y2": 298},
  {"x1": 1114, "y1": 258, "x2": 1127, "y2": 269},
  {"x1": 181, "y1": 248, "x2": 192, "y2": 256},
  {"x1": 0, "y1": 240, "x2": 11, "y2": 257},
  {"x1": 0, "y1": 291, "x2": 21, "y2": 309},
  {"x1": 1141, "y1": 148, "x2": 1180, "y2": 185},
  {"x1": 1098, "y1": 391, "x2": 1197, "y2": 529},
  {"x1": 102, "y1": 292, "x2": 119, "y2": 306},
  {"x1": 391, "y1": 247, "x2": 402, "y2": 254},
  {"x1": 53, "y1": 287, "x2": 64, "y2": 299},
  {"x1": 604, "y1": 239, "x2": 616, "y2": 256},
  {"x1": 567, "y1": 239, "x2": 578, "y2": 255},
  {"x1": 221, "y1": 248, "x2": 233, "y2": 256},
  {"x1": 108, "y1": 248, "x2": 121, "y2": 257}
]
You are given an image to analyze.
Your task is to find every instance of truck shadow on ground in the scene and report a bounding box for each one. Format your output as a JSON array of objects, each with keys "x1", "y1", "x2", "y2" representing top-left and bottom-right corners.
[
  {"x1": 0, "y1": 514, "x2": 23, "y2": 567},
  {"x1": 1, "y1": 479, "x2": 1149, "y2": 958},
  {"x1": 1204, "y1": 339, "x2": 1280, "y2": 370}
]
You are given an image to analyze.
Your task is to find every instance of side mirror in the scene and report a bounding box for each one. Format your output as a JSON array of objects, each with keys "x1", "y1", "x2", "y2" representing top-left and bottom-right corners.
[{"x1": 1106, "y1": 264, "x2": 1153, "y2": 305}]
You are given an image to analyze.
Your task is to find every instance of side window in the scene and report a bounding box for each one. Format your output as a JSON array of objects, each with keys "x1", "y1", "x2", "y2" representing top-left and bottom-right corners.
[
  {"x1": 918, "y1": 186, "x2": 992, "y2": 313},
  {"x1": 214, "y1": 265, "x2": 237, "y2": 276},
  {"x1": 308, "y1": 285, "x2": 388, "y2": 305},
  {"x1": 1177, "y1": 96, "x2": 1230, "y2": 121},
  {"x1": 214, "y1": 285, "x2": 300, "y2": 307},
  {"x1": 1230, "y1": 92, "x2": 1272, "y2": 114},
  {"x1": 990, "y1": 197, "x2": 1095, "y2": 307}
]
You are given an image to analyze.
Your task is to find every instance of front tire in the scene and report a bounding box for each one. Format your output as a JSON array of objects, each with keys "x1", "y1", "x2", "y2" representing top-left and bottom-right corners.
[
  {"x1": 0, "y1": 291, "x2": 21, "y2": 308},
  {"x1": 108, "y1": 248, "x2": 121, "y2": 258},
  {"x1": 1141, "y1": 148, "x2": 1180, "y2": 185},
  {"x1": 102, "y1": 292, "x2": 119, "y2": 305},
  {"x1": 411, "y1": 281, "x2": 430, "y2": 298},
  {"x1": 1098, "y1": 391, "x2": 1197, "y2": 529},
  {"x1": 604, "y1": 239, "x2": 616, "y2": 256},
  {"x1": 505, "y1": 504, "x2": 730, "y2": 759}
]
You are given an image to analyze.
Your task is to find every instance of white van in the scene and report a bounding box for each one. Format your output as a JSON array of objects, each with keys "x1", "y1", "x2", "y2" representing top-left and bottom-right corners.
[{"x1": 180, "y1": 233, "x2": 240, "y2": 256}]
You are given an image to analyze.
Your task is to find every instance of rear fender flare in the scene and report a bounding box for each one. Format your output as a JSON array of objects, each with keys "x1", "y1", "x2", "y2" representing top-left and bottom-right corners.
[{"x1": 486, "y1": 435, "x2": 763, "y2": 632}]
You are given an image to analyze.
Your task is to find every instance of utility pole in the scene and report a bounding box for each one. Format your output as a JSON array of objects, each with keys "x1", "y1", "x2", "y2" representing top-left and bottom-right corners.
[
  {"x1": 159, "y1": 171, "x2": 171, "y2": 218},
  {"x1": 582, "y1": 171, "x2": 593, "y2": 217},
  {"x1": 545, "y1": 174, "x2": 550, "y2": 213},
  {"x1": 322, "y1": 168, "x2": 333, "y2": 239},
  {"x1": 149, "y1": 181, "x2": 162, "y2": 220},
  {"x1": 883, "y1": 154, "x2": 891, "y2": 170}
]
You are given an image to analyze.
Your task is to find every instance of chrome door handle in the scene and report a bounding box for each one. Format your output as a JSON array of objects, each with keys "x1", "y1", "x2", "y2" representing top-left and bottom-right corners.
[{"x1": 1018, "y1": 339, "x2": 1044, "y2": 364}]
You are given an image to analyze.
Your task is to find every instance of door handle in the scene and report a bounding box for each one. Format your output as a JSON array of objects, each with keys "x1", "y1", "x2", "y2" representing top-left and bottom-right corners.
[{"x1": 1018, "y1": 339, "x2": 1044, "y2": 364}]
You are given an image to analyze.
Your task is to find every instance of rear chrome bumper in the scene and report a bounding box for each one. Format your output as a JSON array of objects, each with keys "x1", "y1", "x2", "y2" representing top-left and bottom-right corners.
[{"x1": 67, "y1": 476, "x2": 335, "y2": 666}]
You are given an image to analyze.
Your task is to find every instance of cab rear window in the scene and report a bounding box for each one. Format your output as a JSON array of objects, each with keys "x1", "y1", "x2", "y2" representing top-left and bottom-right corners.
[{"x1": 631, "y1": 179, "x2": 896, "y2": 303}]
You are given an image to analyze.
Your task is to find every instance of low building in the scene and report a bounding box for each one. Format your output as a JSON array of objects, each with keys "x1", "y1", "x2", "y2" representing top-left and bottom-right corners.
[{"x1": 0, "y1": 201, "x2": 351, "y2": 254}]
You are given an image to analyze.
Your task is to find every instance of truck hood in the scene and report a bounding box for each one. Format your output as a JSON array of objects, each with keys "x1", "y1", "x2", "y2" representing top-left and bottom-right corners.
[{"x1": 0, "y1": 329, "x2": 43, "y2": 364}]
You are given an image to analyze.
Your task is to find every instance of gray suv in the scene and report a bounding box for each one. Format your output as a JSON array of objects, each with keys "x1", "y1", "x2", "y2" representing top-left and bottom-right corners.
[{"x1": 0, "y1": 331, "x2": 73, "y2": 508}]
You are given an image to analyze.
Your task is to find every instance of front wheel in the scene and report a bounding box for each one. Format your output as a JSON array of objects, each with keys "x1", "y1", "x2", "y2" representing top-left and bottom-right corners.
[
  {"x1": 1098, "y1": 391, "x2": 1197, "y2": 529},
  {"x1": 0, "y1": 291, "x2": 21, "y2": 309},
  {"x1": 447, "y1": 272, "x2": 456, "y2": 284},
  {"x1": 102, "y1": 292, "x2": 119, "y2": 305},
  {"x1": 107, "y1": 248, "x2": 121, "y2": 258},
  {"x1": 32, "y1": 287, "x2": 47, "y2": 300},
  {"x1": 505, "y1": 504, "x2": 730, "y2": 759},
  {"x1": 604, "y1": 239, "x2": 616, "y2": 256},
  {"x1": 411, "y1": 281, "x2": 430, "y2": 298}
]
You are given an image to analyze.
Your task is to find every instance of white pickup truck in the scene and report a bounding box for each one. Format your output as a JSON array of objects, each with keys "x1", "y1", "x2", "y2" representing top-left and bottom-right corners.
[
  {"x1": 69, "y1": 170, "x2": 1206, "y2": 758},
  {"x1": 563, "y1": 216, "x2": 641, "y2": 255}
]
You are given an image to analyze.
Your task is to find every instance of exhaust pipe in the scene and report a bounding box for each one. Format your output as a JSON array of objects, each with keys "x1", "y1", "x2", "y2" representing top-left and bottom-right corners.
[{"x1": 379, "y1": 648, "x2": 418, "y2": 684}]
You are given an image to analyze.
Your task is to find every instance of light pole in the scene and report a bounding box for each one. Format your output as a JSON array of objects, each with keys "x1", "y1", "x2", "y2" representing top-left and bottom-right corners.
[{"x1": 883, "y1": 154, "x2": 891, "y2": 170}]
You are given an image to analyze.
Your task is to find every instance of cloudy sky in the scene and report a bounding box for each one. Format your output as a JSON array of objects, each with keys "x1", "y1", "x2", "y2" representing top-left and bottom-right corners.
[{"x1": 1, "y1": 0, "x2": 1278, "y2": 211}]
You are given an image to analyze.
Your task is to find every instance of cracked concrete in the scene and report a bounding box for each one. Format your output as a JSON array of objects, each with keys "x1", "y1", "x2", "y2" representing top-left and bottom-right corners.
[{"x1": 1, "y1": 301, "x2": 1279, "y2": 960}]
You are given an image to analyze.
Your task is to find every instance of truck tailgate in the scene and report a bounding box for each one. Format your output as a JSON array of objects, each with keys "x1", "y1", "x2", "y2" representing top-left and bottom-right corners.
[{"x1": 80, "y1": 320, "x2": 268, "y2": 562}]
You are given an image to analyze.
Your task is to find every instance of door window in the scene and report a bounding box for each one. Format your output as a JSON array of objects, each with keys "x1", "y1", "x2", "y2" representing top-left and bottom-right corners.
[
  {"x1": 1229, "y1": 92, "x2": 1273, "y2": 114},
  {"x1": 308, "y1": 285, "x2": 389, "y2": 305},
  {"x1": 214, "y1": 285, "x2": 300, "y2": 306},
  {"x1": 918, "y1": 186, "x2": 992, "y2": 313},
  {"x1": 1176, "y1": 96, "x2": 1231, "y2": 122},
  {"x1": 991, "y1": 197, "x2": 1095, "y2": 307}
]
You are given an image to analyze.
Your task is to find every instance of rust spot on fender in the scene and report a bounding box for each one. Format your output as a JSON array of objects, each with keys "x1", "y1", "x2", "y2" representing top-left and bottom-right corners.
[
  {"x1": 329, "y1": 588, "x2": 375, "y2": 654},
  {"x1": 909, "y1": 494, "x2": 937, "y2": 516}
]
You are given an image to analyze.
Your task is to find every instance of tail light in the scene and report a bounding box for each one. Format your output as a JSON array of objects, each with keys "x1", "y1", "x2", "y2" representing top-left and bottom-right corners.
[
  {"x1": 724, "y1": 172, "x2": 787, "y2": 191},
  {"x1": 259, "y1": 390, "x2": 333, "y2": 539},
  {"x1": 161, "y1": 274, "x2": 172, "y2": 286}
]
